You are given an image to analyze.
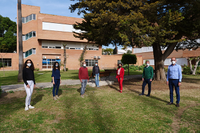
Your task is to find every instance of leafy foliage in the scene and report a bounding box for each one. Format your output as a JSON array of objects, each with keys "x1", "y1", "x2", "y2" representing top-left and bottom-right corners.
[
  {"x1": 102, "y1": 48, "x2": 113, "y2": 55},
  {"x1": 0, "y1": 15, "x2": 17, "y2": 52},
  {"x1": 121, "y1": 54, "x2": 137, "y2": 65}
]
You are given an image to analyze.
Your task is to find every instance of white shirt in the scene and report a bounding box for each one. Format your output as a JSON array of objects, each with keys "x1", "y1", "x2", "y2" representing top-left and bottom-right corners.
[{"x1": 117, "y1": 68, "x2": 121, "y2": 75}]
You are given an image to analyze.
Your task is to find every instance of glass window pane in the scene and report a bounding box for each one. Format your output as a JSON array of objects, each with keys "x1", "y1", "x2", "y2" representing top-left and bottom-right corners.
[
  {"x1": 26, "y1": 34, "x2": 29, "y2": 40},
  {"x1": 22, "y1": 17, "x2": 25, "y2": 23},
  {"x1": 29, "y1": 32, "x2": 32, "y2": 38},
  {"x1": 26, "y1": 16, "x2": 29, "y2": 22},
  {"x1": 29, "y1": 14, "x2": 32, "y2": 20},
  {"x1": 32, "y1": 31, "x2": 36, "y2": 37},
  {"x1": 33, "y1": 14, "x2": 36, "y2": 20}
]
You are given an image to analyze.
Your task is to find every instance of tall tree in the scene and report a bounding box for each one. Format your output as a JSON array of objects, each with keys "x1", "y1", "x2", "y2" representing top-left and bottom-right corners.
[
  {"x1": 70, "y1": 0, "x2": 200, "y2": 81},
  {"x1": 0, "y1": 15, "x2": 17, "y2": 52},
  {"x1": 121, "y1": 54, "x2": 137, "y2": 75},
  {"x1": 17, "y1": 0, "x2": 23, "y2": 82}
]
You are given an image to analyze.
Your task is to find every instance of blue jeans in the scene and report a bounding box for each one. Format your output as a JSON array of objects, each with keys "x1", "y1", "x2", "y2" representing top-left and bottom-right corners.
[
  {"x1": 169, "y1": 79, "x2": 180, "y2": 104},
  {"x1": 81, "y1": 79, "x2": 87, "y2": 95},
  {"x1": 142, "y1": 79, "x2": 151, "y2": 95},
  {"x1": 53, "y1": 79, "x2": 60, "y2": 96},
  {"x1": 95, "y1": 73, "x2": 99, "y2": 87}
]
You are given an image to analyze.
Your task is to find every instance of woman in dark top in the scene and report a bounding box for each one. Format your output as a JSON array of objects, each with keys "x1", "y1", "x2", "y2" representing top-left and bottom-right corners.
[
  {"x1": 51, "y1": 62, "x2": 61, "y2": 100},
  {"x1": 92, "y1": 62, "x2": 100, "y2": 87},
  {"x1": 23, "y1": 59, "x2": 36, "y2": 111}
]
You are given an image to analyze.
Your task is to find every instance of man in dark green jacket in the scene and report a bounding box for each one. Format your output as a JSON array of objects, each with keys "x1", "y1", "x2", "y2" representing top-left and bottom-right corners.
[{"x1": 139, "y1": 60, "x2": 154, "y2": 96}]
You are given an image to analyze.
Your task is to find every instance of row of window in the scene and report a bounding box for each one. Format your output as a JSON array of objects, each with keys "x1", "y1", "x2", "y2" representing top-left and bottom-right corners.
[
  {"x1": 22, "y1": 14, "x2": 36, "y2": 23},
  {"x1": 22, "y1": 31, "x2": 36, "y2": 41},
  {"x1": 42, "y1": 59, "x2": 61, "y2": 69},
  {"x1": 0, "y1": 59, "x2": 12, "y2": 67},
  {"x1": 42, "y1": 46, "x2": 98, "y2": 51},
  {"x1": 23, "y1": 48, "x2": 36, "y2": 58}
]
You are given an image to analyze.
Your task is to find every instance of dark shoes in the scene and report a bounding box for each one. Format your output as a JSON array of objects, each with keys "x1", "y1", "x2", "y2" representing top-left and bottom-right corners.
[
  {"x1": 139, "y1": 93, "x2": 144, "y2": 96},
  {"x1": 176, "y1": 104, "x2": 180, "y2": 107},
  {"x1": 167, "y1": 102, "x2": 173, "y2": 105},
  {"x1": 146, "y1": 95, "x2": 150, "y2": 97}
]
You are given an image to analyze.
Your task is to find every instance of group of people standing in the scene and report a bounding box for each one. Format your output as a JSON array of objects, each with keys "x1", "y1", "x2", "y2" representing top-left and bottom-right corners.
[{"x1": 22, "y1": 57, "x2": 182, "y2": 111}]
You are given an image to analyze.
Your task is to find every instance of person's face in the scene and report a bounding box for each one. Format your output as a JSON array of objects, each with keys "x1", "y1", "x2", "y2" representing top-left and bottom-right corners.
[
  {"x1": 27, "y1": 60, "x2": 31, "y2": 65},
  {"x1": 171, "y1": 58, "x2": 176, "y2": 62},
  {"x1": 83, "y1": 62, "x2": 86, "y2": 66},
  {"x1": 56, "y1": 63, "x2": 59, "y2": 66},
  {"x1": 118, "y1": 64, "x2": 122, "y2": 67},
  {"x1": 146, "y1": 61, "x2": 149, "y2": 65}
]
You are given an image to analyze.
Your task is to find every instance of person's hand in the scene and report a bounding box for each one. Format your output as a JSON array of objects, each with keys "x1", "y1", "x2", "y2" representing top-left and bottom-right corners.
[
  {"x1": 167, "y1": 81, "x2": 169, "y2": 85},
  {"x1": 26, "y1": 85, "x2": 30, "y2": 88},
  {"x1": 34, "y1": 85, "x2": 36, "y2": 88},
  {"x1": 80, "y1": 79, "x2": 82, "y2": 82},
  {"x1": 142, "y1": 78, "x2": 144, "y2": 81},
  {"x1": 150, "y1": 79, "x2": 152, "y2": 82},
  {"x1": 53, "y1": 81, "x2": 55, "y2": 85},
  {"x1": 120, "y1": 78, "x2": 122, "y2": 80},
  {"x1": 178, "y1": 82, "x2": 181, "y2": 86},
  {"x1": 94, "y1": 76, "x2": 95, "y2": 77}
]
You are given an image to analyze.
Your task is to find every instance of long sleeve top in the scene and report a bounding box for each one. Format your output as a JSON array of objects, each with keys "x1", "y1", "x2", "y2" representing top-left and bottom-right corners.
[
  {"x1": 23, "y1": 68, "x2": 35, "y2": 85},
  {"x1": 116, "y1": 68, "x2": 124, "y2": 78},
  {"x1": 167, "y1": 64, "x2": 182, "y2": 82},
  {"x1": 142, "y1": 66, "x2": 154, "y2": 79},
  {"x1": 92, "y1": 66, "x2": 100, "y2": 76},
  {"x1": 79, "y1": 67, "x2": 89, "y2": 80},
  {"x1": 51, "y1": 69, "x2": 61, "y2": 80}
]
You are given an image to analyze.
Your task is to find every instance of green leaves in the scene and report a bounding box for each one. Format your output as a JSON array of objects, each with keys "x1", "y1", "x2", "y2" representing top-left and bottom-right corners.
[{"x1": 0, "y1": 15, "x2": 17, "y2": 52}]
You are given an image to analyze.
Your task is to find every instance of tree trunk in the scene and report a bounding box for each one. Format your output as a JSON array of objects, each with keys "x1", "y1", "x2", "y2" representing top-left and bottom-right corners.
[
  {"x1": 79, "y1": 45, "x2": 87, "y2": 67},
  {"x1": 17, "y1": 0, "x2": 23, "y2": 82},
  {"x1": 63, "y1": 43, "x2": 67, "y2": 71},
  {"x1": 188, "y1": 58, "x2": 193, "y2": 73},
  {"x1": 153, "y1": 43, "x2": 166, "y2": 81},
  {"x1": 192, "y1": 57, "x2": 200, "y2": 75}
]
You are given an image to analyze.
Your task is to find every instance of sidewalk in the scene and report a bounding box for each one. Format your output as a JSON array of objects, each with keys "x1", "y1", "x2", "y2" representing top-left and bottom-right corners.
[{"x1": 1, "y1": 75, "x2": 142, "y2": 92}]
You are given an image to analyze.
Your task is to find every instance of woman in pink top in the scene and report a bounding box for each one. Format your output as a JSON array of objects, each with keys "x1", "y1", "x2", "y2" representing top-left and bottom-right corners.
[{"x1": 116, "y1": 63, "x2": 125, "y2": 93}]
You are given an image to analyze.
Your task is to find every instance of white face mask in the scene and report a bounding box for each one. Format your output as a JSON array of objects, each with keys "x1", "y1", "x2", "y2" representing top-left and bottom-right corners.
[
  {"x1": 83, "y1": 64, "x2": 86, "y2": 67},
  {"x1": 95, "y1": 64, "x2": 98, "y2": 66},
  {"x1": 27, "y1": 63, "x2": 31, "y2": 67},
  {"x1": 172, "y1": 61, "x2": 176, "y2": 64},
  {"x1": 146, "y1": 64, "x2": 150, "y2": 67},
  {"x1": 56, "y1": 64, "x2": 58, "y2": 67}
]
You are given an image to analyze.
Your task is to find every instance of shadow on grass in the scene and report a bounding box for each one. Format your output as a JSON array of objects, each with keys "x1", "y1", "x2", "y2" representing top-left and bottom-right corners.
[
  {"x1": 182, "y1": 78, "x2": 200, "y2": 84},
  {"x1": 32, "y1": 94, "x2": 44, "y2": 106}
]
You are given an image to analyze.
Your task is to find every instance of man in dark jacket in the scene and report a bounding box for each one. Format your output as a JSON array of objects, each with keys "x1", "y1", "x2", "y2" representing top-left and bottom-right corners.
[{"x1": 92, "y1": 62, "x2": 100, "y2": 87}]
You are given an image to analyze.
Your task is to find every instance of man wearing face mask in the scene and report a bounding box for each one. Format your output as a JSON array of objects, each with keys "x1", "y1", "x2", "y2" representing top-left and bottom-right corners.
[
  {"x1": 166, "y1": 57, "x2": 182, "y2": 107},
  {"x1": 139, "y1": 60, "x2": 154, "y2": 96},
  {"x1": 79, "y1": 61, "x2": 89, "y2": 98},
  {"x1": 92, "y1": 62, "x2": 100, "y2": 87}
]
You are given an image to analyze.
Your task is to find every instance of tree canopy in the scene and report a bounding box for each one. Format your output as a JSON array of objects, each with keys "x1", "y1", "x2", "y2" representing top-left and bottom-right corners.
[
  {"x1": 70, "y1": 0, "x2": 200, "y2": 80},
  {"x1": 121, "y1": 53, "x2": 137, "y2": 75},
  {"x1": 0, "y1": 15, "x2": 17, "y2": 52}
]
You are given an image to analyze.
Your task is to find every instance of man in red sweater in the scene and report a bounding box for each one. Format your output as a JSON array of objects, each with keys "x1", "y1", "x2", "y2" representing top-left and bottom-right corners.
[{"x1": 79, "y1": 61, "x2": 89, "y2": 98}]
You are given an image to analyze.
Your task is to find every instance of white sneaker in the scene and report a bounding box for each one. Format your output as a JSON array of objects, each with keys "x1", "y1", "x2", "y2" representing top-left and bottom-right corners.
[
  {"x1": 29, "y1": 105, "x2": 34, "y2": 109},
  {"x1": 25, "y1": 106, "x2": 29, "y2": 111}
]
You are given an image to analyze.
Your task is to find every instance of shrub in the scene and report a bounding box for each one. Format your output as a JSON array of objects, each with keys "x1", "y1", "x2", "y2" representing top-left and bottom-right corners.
[
  {"x1": 164, "y1": 67, "x2": 168, "y2": 73},
  {"x1": 123, "y1": 64, "x2": 144, "y2": 71},
  {"x1": 35, "y1": 68, "x2": 39, "y2": 71},
  {"x1": 182, "y1": 66, "x2": 191, "y2": 75},
  {"x1": 63, "y1": 68, "x2": 68, "y2": 71}
]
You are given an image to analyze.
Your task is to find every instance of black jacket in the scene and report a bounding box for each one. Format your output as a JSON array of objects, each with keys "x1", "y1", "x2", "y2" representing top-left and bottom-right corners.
[{"x1": 92, "y1": 66, "x2": 100, "y2": 76}]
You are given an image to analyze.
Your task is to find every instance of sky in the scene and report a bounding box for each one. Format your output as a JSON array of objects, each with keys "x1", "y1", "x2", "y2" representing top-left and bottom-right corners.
[{"x1": 0, "y1": 0, "x2": 123, "y2": 49}]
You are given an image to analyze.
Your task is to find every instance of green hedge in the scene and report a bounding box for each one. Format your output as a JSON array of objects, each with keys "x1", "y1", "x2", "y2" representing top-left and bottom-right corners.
[{"x1": 123, "y1": 64, "x2": 145, "y2": 71}]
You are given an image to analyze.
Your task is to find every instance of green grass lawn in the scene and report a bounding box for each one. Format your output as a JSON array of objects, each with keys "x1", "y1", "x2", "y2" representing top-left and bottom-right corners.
[
  {"x1": 0, "y1": 70, "x2": 143, "y2": 86},
  {"x1": 0, "y1": 80, "x2": 199, "y2": 132}
]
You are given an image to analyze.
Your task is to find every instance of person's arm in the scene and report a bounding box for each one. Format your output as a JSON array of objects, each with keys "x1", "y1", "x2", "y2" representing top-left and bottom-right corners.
[
  {"x1": 23, "y1": 68, "x2": 28, "y2": 86},
  {"x1": 98, "y1": 66, "x2": 100, "y2": 74},
  {"x1": 87, "y1": 68, "x2": 89, "y2": 80},
  {"x1": 179, "y1": 65, "x2": 182, "y2": 82},
  {"x1": 142, "y1": 68, "x2": 145, "y2": 81},
  {"x1": 151, "y1": 67, "x2": 154, "y2": 80},
  {"x1": 92, "y1": 66, "x2": 94, "y2": 77},
  {"x1": 51, "y1": 69, "x2": 55, "y2": 84}
]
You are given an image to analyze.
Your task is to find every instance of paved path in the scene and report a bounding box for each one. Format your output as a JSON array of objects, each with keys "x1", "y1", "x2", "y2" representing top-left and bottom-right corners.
[{"x1": 1, "y1": 75, "x2": 142, "y2": 92}]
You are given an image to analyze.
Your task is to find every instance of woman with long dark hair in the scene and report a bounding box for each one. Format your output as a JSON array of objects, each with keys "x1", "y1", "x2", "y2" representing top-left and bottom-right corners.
[
  {"x1": 51, "y1": 61, "x2": 61, "y2": 100},
  {"x1": 23, "y1": 59, "x2": 36, "y2": 111}
]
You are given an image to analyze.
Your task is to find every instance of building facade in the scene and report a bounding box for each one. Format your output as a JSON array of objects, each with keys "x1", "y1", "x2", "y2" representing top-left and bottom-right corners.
[{"x1": 0, "y1": 4, "x2": 142, "y2": 71}]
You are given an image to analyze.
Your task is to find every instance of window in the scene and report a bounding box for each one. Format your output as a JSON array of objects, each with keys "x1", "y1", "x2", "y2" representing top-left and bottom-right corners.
[
  {"x1": 0, "y1": 58, "x2": 12, "y2": 67},
  {"x1": 42, "y1": 46, "x2": 48, "y2": 48},
  {"x1": 42, "y1": 59, "x2": 61, "y2": 69},
  {"x1": 23, "y1": 31, "x2": 36, "y2": 41},
  {"x1": 75, "y1": 48, "x2": 81, "y2": 50},
  {"x1": 22, "y1": 14, "x2": 36, "y2": 23},
  {"x1": 23, "y1": 48, "x2": 36, "y2": 58},
  {"x1": 70, "y1": 48, "x2": 75, "y2": 49},
  {"x1": 66, "y1": 47, "x2": 69, "y2": 49},
  {"x1": 85, "y1": 59, "x2": 98, "y2": 67},
  {"x1": 55, "y1": 46, "x2": 61, "y2": 49}
]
